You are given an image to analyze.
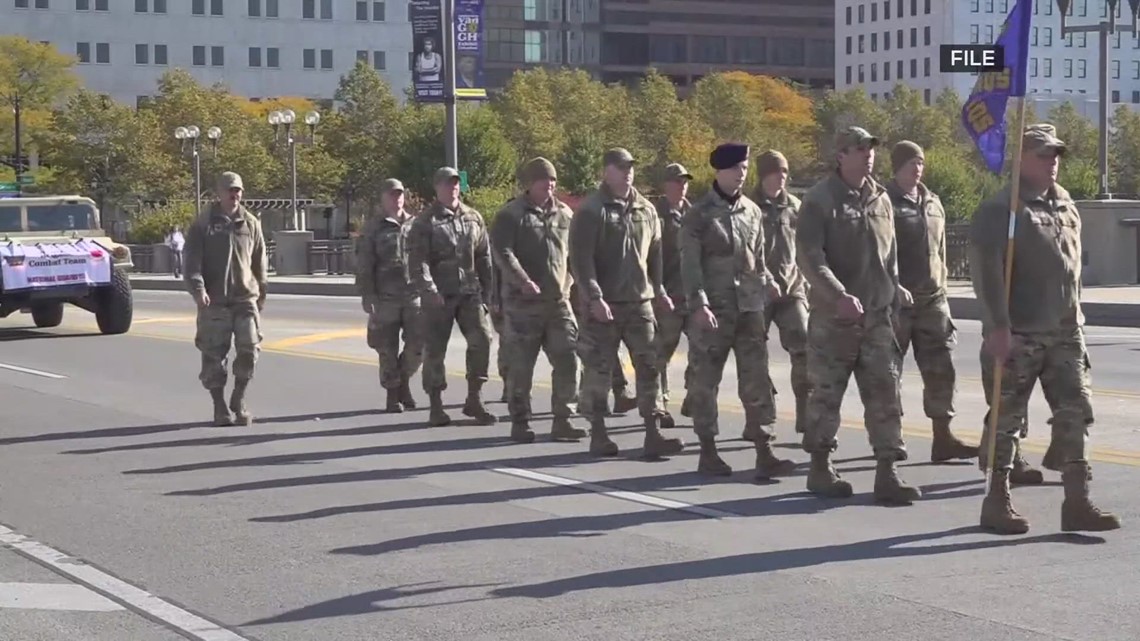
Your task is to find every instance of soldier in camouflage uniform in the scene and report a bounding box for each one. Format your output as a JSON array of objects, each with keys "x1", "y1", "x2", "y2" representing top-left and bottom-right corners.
[
  {"x1": 183, "y1": 171, "x2": 267, "y2": 427},
  {"x1": 355, "y1": 178, "x2": 423, "y2": 413},
  {"x1": 569, "y1": 147, "x2": 684, "y2": 459},
  {"x1": 681, "y1": 143, "x2": 795, "y2": 480},
  {"x1": 571, "y1": 281, "x2": 639, "y2": 415},
  {"x1": 653, "y1": 162, "x2": 694, "y2": 429},
  {"x1": 969, "y1": 124, "x2": 1120, "y2": 534},
  {"x1": 490, "y1": 262, "x2": 510, "y2": 403},
  {"x1": 748, "y1": 150, "x2": 811, "y2": 441},
  {"x1": 887, "y1": 141, "x2": 978, "y2": 462},
  {"x1": 490, "y1": 157, "x2": 587, "y2": 444},
  {"x1": 406, "y1": 167, "x2": 497, "y2": 427},
  {"x1": 796, "y1": 127, "x2": 920, "y2": 505}
]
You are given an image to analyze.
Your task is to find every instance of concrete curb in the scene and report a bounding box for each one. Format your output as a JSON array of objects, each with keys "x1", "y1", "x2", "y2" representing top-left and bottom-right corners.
[{"x1": 130, "y1": 276, "x2": 1140, "y2": 328}]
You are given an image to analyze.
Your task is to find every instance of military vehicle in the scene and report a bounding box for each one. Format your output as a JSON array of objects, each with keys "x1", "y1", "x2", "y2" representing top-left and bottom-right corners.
[{"x1": 0, "y1": 195, "x2": 133, "y2": 335}]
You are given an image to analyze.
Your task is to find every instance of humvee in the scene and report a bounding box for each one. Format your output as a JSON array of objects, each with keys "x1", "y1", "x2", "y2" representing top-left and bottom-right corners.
[{"x1": 0, "y1": 195, "x2": 133, "y2": 335}]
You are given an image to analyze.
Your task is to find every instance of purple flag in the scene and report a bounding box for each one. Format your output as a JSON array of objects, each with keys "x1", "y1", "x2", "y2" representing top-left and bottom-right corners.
[{"x1": 961, "y1": 0, "x2": 1033, "y2": 174}]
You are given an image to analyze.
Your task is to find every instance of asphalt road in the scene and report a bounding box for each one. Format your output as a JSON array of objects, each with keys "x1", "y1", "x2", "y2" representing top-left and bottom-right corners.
[{"x1": 0, "y1": 291, "x2": 1138, "y2": 640}]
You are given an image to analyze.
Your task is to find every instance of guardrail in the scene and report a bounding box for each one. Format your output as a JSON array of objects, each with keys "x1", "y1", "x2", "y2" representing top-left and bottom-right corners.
[{"x1": 306, "y1": 240, "x2": 354, "y2": 275}]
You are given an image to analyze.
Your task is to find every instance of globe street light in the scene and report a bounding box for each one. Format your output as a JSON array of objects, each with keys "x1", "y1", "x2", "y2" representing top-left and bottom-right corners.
[
  {"x1": 269, "y1": 108, "x2": 320, "y2": 230},
  {"x1": 174, "y1": 124, "x2": 222, "y2": 216}
]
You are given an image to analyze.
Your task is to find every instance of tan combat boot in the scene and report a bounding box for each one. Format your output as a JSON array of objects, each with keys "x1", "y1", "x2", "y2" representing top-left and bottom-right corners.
[
  {"x1": 385, "y1": 388, "x2": 403, "y2": 414},
  {"x1": 510, "y1": 420, "x2": 535, "y2": 444},
  {"x1": 210, "y1": 388, "x2": 233, "y2": 427},
  {"x1": 398, "y1": 378, "x2": 417, "y2": 409},
  {"x1": 1011, "y1": 449, "x2": 1044, "y2": 485},
  {"x1": 930, "y1": 417, "x2": 978, "y2": 462},
  {"x1": 550, "y1": 416, "x2": 586, "y2": 442},
  {"x1": 754, "y1": 438, "x2": 795, "y2": 481},
  {"x1": 697, "y1": 437, "x2": 733, "y2": 477},
  {"x1": 612, "y1": 387, "x2": 638, "y2": 414},
  {"x1": 980, "y1": 469, "x2": 1031, "y2": 534},
  {"x1": 462, "y1": 381, "x2": 497, "y2": 425},
  {"x1": 229, "y1": 380, "x2": 252, "y2": 426},
  {"x1": 588, "y1": 419, "x2": 618, "y2": 457},
  {"x1": 873, "y1": 459, "x2": 922, "y2": 505},
  {"x1": 642, "y1": 414, "x2": 684, "y2": 460},
  {"x1": 1060, "y1": 461, "x2": 1121, "y2": 532},
  {"x1": 428, "y1": 390, "x2": 450, "y2": 427},
  {"x1": 806, "y1": 451, "x2": 853, "y2": 498}
]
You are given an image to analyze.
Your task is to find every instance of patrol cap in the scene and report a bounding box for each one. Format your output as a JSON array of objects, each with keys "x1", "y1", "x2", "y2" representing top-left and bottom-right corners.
[
  {"x1": 1023, "y1": 123, "x2": 1067, "y2": 156},
  {"x1": 380, "y1": 178, "x2": 405, "y2": 193},
  {"x1": 218, "y1": 171, "x2": 244, "y2": 190},
  {"x1": 603, "y1": 147, "x2": 636, "y2": 167},
  {"x1": 663, "y1": 163, "x2": 693, "y2": 181},
  {"x1": 891, "y1": 140, "x2": 925, "y2": 172},
  {"x1": 520, "y1": 157, "x2": 557, "y2": 184},
  {"x1": 756, "y1": 150, "x2": 789, "y2": 178},
  {"x1": 835, "y1": 126, "x2": 880, "y2": 151},
  {"x1": 709, "y1": 142, "x2": 750, "y2": 170},
  {"x1": 433, "y1": 166, "x2": 461, "y2": 184}
]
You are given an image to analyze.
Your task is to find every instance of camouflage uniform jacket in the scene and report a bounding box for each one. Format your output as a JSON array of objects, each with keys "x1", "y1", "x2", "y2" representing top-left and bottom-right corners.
[
  {"x1": 354, "y1": 210, "x2": 418, "y2": 304},
  {"x1": 489, "y1": 195, "x2": 573, "y2": 305},
  {"x1": 754, "y1": 188, "x2": 806, "y2": 300},
  {"x1": 183, "y1": 202, "x2": 268, "y2": 305},
  {"x1": 888, "y1": 181, "x2": 948, "y2": 302},
  {"x1": 680, "y1": 186, "x2": 775, "y2": 314},
  {"x1": 569, "y1": 183, "x2": 665, "y2": 304},
  {"x1": 796, "y1": 172, "x2": 899, "y2": 316},
  {"x1": 407, "y1": 200, "x2": 493, "y2": 303},
  {"x1": 654, "y1": 194, "x2": 691, "y2": 310},
  {"x1": 969, "y1": 180, "x2": 1084, "y2": 334}
]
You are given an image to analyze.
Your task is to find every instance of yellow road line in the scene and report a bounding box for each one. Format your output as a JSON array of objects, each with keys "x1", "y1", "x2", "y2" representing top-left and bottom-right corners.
[
  {"x1": 261, "y1": 329, "x2": 365, "y2": 350},
  {"x1": 131, "y1": 316, "x2": 197, "y2": 325}
]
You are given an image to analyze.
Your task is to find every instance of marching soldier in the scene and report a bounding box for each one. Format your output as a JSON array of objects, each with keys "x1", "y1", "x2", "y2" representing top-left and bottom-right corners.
[
  {"x1": 490, "y1": 157, "x2": 586, "y2": 444},
  {"x1": 969, "y1": 123, "x2": 1120, "y2": 534},
  {"x1": 750, "y1": 149, "x2": 811, "y2": 440},
  {"x1": 183, "y1": 171, "x2": 268, "y2": 427},
  {"x1": 569, "y1": 147, "x2": 683, "y2": 459},
  {"x1": 887, "y1": 141, "x2": 977, "y2": 462},
  {"x1": 406, "y1": 167, "x2": 497, "y2": 427},
  {"x1": 355, "y1": 178, "x2": 423, "y2": 412},
  {"x1": 680, "y1": 143, "x2": 795, "y2": 479},
  {"x1": 653, "y1": 162, "x2": 694, "y2": 428},
  {"x1": 490, "y1": 261, "x2": 511, "y2": 403},
  {"x1": 570, "y1": 289, "x2": 639, "y2": 414},
  {"x1": 796, "y1": 126, "x2": 920, "y2": 504}
]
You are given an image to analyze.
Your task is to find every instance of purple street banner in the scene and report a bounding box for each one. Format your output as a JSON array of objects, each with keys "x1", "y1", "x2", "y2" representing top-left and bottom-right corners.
[
  {"x1": 960, "y1": 0, "x2": 1032, "y2": 174},
  {"x1": 410, "y1": 0, "x2": 445, "y2": 103},
  {"x1": 455, "y1": 0, "x2": 487, "y2": 100}
]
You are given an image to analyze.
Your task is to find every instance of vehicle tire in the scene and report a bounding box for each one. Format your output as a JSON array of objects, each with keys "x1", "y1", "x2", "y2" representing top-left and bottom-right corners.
[
  {"x1": 31, "y1": 302, "x2": 64, "y2": 328},
  {"x1": 95, "y1": 267, "x2": 133, "y2": 335}
]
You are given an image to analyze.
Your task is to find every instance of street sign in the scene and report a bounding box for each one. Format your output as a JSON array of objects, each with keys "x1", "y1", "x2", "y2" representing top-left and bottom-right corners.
[
  {"x1": 16, "y1": 175, "x2": 34, "y2": 185},
  {"x1": 0, "y1": 183, "x2": 19, "y2": 192},
  {"x1": 458, "y1": 170, "x2": 470, "y2": 193}
]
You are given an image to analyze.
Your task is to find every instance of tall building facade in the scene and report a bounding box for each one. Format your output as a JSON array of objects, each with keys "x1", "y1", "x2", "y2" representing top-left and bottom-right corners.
[
  {"x1": 3, "y1": 0, "x2": 414, "y2": 107},
  {"x1": 482, "y1": 0, "x2": 602, "y2": 88},
  {"x1": 835, "y1": 0, "x2": 1140, "y2": 108}
]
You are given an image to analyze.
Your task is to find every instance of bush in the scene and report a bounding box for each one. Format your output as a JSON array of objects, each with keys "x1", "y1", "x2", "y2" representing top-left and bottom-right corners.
[
  {"x1": 128, "y1": 201, "x2": 195, "y2": 244},
  {"x1": 464, "y1": 184, "x2": 518, "y2": 225}
]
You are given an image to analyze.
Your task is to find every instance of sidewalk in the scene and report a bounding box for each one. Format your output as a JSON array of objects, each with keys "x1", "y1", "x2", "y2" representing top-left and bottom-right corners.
[{"x1": 129, "y1": 274, "x2": 1140, "y2": 327}]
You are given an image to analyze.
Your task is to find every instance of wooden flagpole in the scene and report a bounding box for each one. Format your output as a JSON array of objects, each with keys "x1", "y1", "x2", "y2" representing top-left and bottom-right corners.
[{"x1": 984, "y1": 96, "x2": 1028, "y2": 492}]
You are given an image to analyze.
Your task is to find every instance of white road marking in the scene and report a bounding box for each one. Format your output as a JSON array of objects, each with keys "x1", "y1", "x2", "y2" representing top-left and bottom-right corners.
[
  {"x1": 491, "y1": 467, "x2": 737, "y2": 519},
  {"x1": 0, "y1": 525, "x2": 253, "y2": 641},
  {"x1": 0, "y1": 362, "x2": 66, "y2": 379},
  {"x1": 0, "y1": 582, "x2": 123, "y2": 612}
]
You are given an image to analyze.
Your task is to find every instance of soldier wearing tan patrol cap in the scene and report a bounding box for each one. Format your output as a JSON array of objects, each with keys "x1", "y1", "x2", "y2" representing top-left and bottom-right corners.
[
  {"x1": 653, "y1": 162, "x2": 694, "y2": 429},
  {"x1": 183, "y1": 171, "x2": 268, "y2": 427},
  {"x1": 355, "y1": 177, "x2": 423, "y2": 413},
  {"x1": 406, "y1": 166, "x2": 497, "y2": 427}
]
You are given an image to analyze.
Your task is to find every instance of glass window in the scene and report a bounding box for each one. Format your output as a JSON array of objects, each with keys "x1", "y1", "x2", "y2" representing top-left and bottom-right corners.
[
  {"x1": 0, "y1": 208, "x2": 21, "y2": 233},
  {"x1": 26, "y1": 204, "x2": 96, "y2": 232}
]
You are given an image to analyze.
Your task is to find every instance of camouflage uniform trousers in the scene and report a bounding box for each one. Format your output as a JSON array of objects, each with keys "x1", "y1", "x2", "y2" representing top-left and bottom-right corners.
[
  {"x1": 491, "y1": 308, "x2": 511, "y2": 386},
  {"x1": 654, "y1": 303, "x2": 693, "y2": 406},
  {"x1": 577, "y1": 300, "x2": 661, "y2": 420},
  {"x1": 979, "y1": 327, "x2": 1092, "y2": 470},
  {"x1": 757, "y1": 295, "x2": 811, "y2": 423},
  {"x1": 504, "y1": 300, "x2": 578, "y2": 421},
  {"x1": 421, "y1": 293, "x2": 492, "y2": 392},
  {"x1": 802, "y1": 312, "x2": 907, "y2": 461},
  {"x1": 687, "y1": 308, "x2": 776, "y2": 440},
  {"x1": 572, "y1": 302, "x2": 630, "y2": 395},
  {"x1": 195, "y1": 301, "x2": 262, "y2": 390},
  {"x1": 894, "y1": 295, "x2": 957, "y2": 419},
  {"x1": 366, "y1": 300, "x2": 425, "y2": 390}
]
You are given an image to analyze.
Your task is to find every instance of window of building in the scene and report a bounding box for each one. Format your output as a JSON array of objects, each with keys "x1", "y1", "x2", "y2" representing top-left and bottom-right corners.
[
  {"x1": 897, "y1": 0, "x2": 903, "y2": 18},
  {"x1": 1063, "y1": 58, "x2": 1072, "y2": 77},
  {"x1": 192, "y1": 0, "x2": 204, "y2": 14},
  {"x1": 924, "y1": 88, "x2": 930, "y2": 104},
  {"x1": 858, "y1": 4, "x2": 864, "y2": 23},
  {"x1": 897, "y1": 59, "x2": 903, "y2": 78},
  {"x1": 872, "y1": 3, "x2": 877, "y2": 21},
  {"x1": 871, "y1": 33, "x2": 877, "y2": 52},
  {"x1": 871, "y1": 63, "x2": 877, "y2": 82},
  {"x1": 845, "y1": 6, "x2": 851, "y2": 24},
  {"x1": 266, "y1": 0, "x2": 278, "y2": 17},
  {"x1": 193, "y1": 45, "x2": 206, "y2": 66},
  {"x1": 1113, "y1": 89, "x2": 1120, "y2": 103},
  {"x1": 303, "y1": 0, "x2": 314, "y2": 18},
  {"x1": 249, "y1": 47, "x2": 262, "y2": 67},
  {"x1": 1043, "y1": 27, "x2": 1052, "y2": 45},
  {"x1": 910, "y1": 57, "x2": 917, "y2": 78},
  {"x1": 884, "y1": 30, "x2": 891, "y2": 50},
  {"x1": 1077, "y1": 58, "x2": 1086, "y2": 77},
  {"x1": 771, "y1": 37, "x2": 805, "y2": 66},
  {"x1": 924, "y1": 26, "x2": 930, "y2": 46},
  {"x1": 321, "y1": 0, "x2": 332, "y2": 19},
  {"x1": 373, "y1": 51, "x2": 386, "y2": 70},
  {"x1": 95, "y1": 42, "x2": 109, "y2": 63},
  {"x1": 925, "y1": 0, "x2": 931, "y2": 12},
  {"x1": 1030, "y1": 57, "x2": 1038, "y2": 77},
  {"x1": 652, "y1": 34, "x2": 688, "y2": 63},
  {"x1": 1043, "y1": 58, "x2": 1052, "y2": 77},
  {"x1": 1031, "y1": 26, "x2": 1037, "y2": 45},
  {"x1": 320, "y1": 48, "x2": 332, "y2": 68},
  {"x1": 911, "y1": 0, "x2": 917, "y2": 15},
  {"x1": 135, "y1": 0, "x2": 146, "y2": 10},
  {"x1": 1133, "y1": 90, "x2": 1139, "y2": 103},
  {"x1": 525, "y1": 30, "x2": 548, "y2": 63},
  {"x1": 858, "y1": 64, "x2": 864, "y2": 83},
  {"x1": 267, "y1": 47, "x2": 279, "y2": 67},
  {"x1": 910, "y1": 27, "x2": 917, "y2": 47},
  {"x1": 303, "y1": 48, "x2": 316, "y2": 68},
  {"x1": 210, "y1": 0, "x2": 221, "y2": 14},
  {"x1": 692, "y1": 35, "x2": 727, "y2": 64},
  {"x1": 970, "y1": 0, "x2": 979, "y2": 10},
  {"x1": 249, "y1": 0, "x2": 260, "y2": 16},
  {"x1": 155, "y1": 44, "x2": 167, "y2": 64},
  {"x1": 135, "y1": 43, "x2": 149, "y2": 64},
  {"x1": 356, "y1": 49, "x2": 368, "y2": 62},
  {"x1": 76, "y1": 0, "x2": 89, "y2": 9},
  {"x1": 211, "y1": 45, "x2": 224, "y2": 66},
  {"x1": 15, "y1": 0, "x2": 29, "y2": 8},
  {"x1": 76, "y1": 42, "x2": 91, "y2": 63},
  {"x1": 846, "y1": 65, "x2": 852, "y2": 84},
  {"x1": 846, "y1": 36, "x2": 852, "y2": 55},
  {"x1": 1113, "y1": 59, "x2": 1120, "y2": 79},
  {"x1": 356, "y1": 1, "x2": 367, "y2": 20},
  {"x1": 34, "y1": 0, "x2": 47, "y2": 7},
  {"x1": 154, "y1": 0, "x2": 165, "y2": 11},
  {"x1": 859, "y1": 34, "x2": 865, "y2": 54},
  {"x1": 924, "y1": 56, "x2": 930, "y2": 76},
  {"x1": 896, "y1": 29, "x2": 903, "y2": 48},
  {"x1": 884, "y1": 60, "x2": 891, "y2": 80},
  {"x1": 96, "y1": 0, "x2": 107, "y2": 9}
]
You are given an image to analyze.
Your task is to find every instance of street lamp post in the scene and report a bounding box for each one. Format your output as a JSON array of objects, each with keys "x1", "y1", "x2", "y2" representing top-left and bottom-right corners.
[
  {"x1": 268, "y1": 109, "x2": 320, "y2": 231},
  {"x1": 1055, "y1": 0, "x2": 1140, "y2": 199},
  {"x1": 174, "y1": 125, "x2": 222, "y2": 216}
]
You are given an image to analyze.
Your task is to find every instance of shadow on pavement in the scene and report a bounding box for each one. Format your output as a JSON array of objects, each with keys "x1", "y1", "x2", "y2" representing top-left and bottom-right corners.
[
  {"x1": 489, "y1": 526, "x2": 1105, "y2": 599},
  {"x1": 0, "y1": 328, "x2": 100, "y2": 342},
  {"x1": 241, "y1": 581, "x2": 502, "y2": 625}
]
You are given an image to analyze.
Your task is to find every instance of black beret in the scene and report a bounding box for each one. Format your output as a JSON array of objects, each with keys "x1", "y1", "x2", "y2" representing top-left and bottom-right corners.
[{"x1": 709, "y1": 142, "x2": 750, "y2": 171}]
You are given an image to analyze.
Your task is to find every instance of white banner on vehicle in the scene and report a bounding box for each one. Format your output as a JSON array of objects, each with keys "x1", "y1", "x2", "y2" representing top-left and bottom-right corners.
[{"x1": 0, "y1": 239, "x2": 113, "y2": 292}]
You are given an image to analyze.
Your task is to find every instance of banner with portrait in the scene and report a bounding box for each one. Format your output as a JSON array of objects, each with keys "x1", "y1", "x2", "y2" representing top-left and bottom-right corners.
[
  {"x1": 410, "y1": 0, "x2": 445, "y2": 103},
  {"x1": 454, "y1": 0, "x2": 487, "y2": 100}
]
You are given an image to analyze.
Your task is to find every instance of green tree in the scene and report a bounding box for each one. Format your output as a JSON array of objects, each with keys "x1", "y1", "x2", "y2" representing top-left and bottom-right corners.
[
  {"x1": 629, "y1": 69, "x2": 714, "y2": 187},
  {"x1": 922, "y1": 146, "x2": 999, "y2": 221},
  {"x1": 394, "y1": 103, "x2": 517, "y2": 199},
  {"x1": 881, "y1": 84, "x2": 954, "y2": 151},
  {"x1": 1109, "y1": 104, "x2": 1140, "y2": 195},
  {"x1": 812, "y1": 88, "x2": 891, "y2": 176},
  {"x1": 0, "y1": 36, "x2": 80, "y2": 180}
]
